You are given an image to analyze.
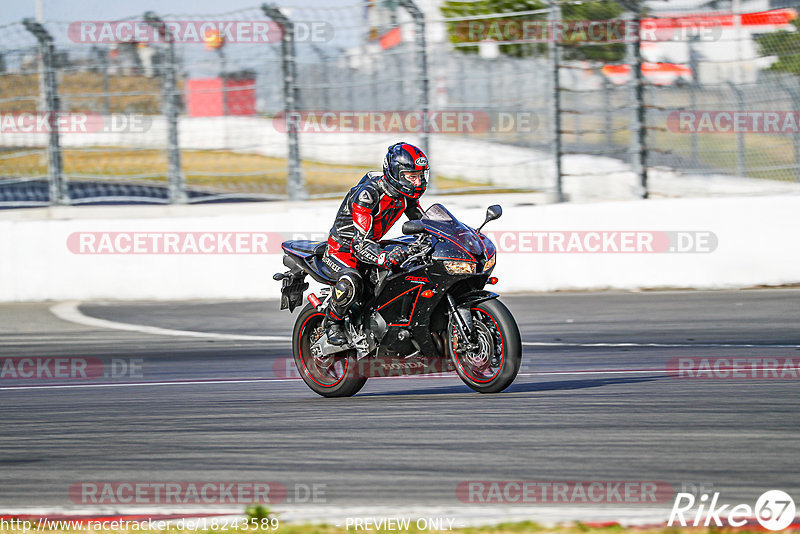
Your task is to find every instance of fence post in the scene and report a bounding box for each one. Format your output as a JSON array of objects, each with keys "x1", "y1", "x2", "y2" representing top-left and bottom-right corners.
[
  {"x1": 310, "y1": 45, "x2": 330, "y2": 112},
  {"x1": 689, "y1": 81, "x2": 699, "y2": 167},
  {"x1": 603, "y1": 77, "x2": 612, "y2": 148},
  {"x1": 397, "y1": 0, "x2": 433, "y2": 192},
  {"x1": 23, "y1": 19, "x2": 66, "y2": 206},
  {"x1": 795, "y1": 103, "x2": 800, "y2": 183},
  {"x1": 788, "y1": 86, "x2": 800, "y2": 182},
  {"x1": 101, "y1": 49, "x2": 111, "y2": 115},
  {"x1": 145, "y1": 12, "x2": 186, "y2": 204},
  {"x1": 218, "y1": 48, "x2": 229, "y2": 116},
  {"x1": 625, "y1": 11, "x2": 648, "y2": 199},
  {"x1": 548, "y1": 1, "x2": 564, "y2": 202},
  {"x1": 262, "y1": 4, "x2": 306, "y2": 200},
  {"x1": 371, "y1": 57, "x2": 379, "y2": 110},
  {"x1": 727, "y1": 82, "x2": 746, "y2": 177}
]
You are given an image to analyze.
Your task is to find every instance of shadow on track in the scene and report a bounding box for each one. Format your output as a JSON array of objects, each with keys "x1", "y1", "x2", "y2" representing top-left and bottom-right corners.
[{"x1": 357, "y1": 374, "x2": 668, "y2": 397}]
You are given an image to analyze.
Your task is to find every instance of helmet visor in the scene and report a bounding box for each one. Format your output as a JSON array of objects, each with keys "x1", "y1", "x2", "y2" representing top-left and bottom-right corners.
[{"x1": 400, "y1": 169, "x2": 428, "y2": 187}]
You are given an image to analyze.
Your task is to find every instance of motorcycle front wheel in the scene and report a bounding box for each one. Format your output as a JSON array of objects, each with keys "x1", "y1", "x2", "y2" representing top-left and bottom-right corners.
[
  {"x1": 292, "y1": 304, "x2": 367, "y2": 398},
  {"x1": 446, "y1": 299, "x2": 522, "y2": 393}
]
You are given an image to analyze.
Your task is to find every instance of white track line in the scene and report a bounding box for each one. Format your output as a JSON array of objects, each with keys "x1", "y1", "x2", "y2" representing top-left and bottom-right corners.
[
  {"x1": 50, "y1": 301, "x2": 292, "y2": 342},
  {"x1": 50, "y1": 301, "x2": 799, "y2": 349},
  {"x1": 522, "y1": 341, "x2": 800, "y2": 348},
  {"x1": 0, "y1": 378, "x2": 299, "y2": 391}
]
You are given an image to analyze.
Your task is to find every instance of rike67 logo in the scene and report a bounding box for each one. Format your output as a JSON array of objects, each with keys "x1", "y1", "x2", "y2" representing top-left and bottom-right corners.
[{"x1": 669, "y1": 490, "x2": 796, "y2": 531}]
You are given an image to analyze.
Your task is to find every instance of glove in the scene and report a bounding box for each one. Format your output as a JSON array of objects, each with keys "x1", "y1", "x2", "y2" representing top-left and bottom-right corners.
[{"x1": 376, "y1": 245, "x2": 408, "y2": 270}]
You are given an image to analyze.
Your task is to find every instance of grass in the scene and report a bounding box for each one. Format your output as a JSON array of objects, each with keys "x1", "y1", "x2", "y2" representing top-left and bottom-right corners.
[
  {"x1": 0, "y1": 72, "x2": 165, "y2": 114},
  {"x1": 554, "y1": 112, "x2": 800, "y2": 181},
  {"x1": 5, "y1": 73, "x2": 795, "y2": 183},
  {"x1": 0, "y1": 148, "x2": 496, "y2": 196},
  {"x1": 3, "y1": 71, "x2": 797, "y2": 182}
]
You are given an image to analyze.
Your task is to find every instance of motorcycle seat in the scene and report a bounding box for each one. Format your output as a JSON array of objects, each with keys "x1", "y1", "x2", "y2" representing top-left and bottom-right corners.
[
  {"x1": 281, "y1": 240, "x2": 326, "y2": 259},
  {"x1": 282, "y1": 240, "x2": 337, "y2": 285},
  {"x1": 306, "y1": 255, "x2": 338, "y2": 284}
]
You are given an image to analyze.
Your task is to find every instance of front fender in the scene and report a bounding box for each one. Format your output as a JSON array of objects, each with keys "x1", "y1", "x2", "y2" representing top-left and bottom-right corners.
[{"x1": 452, "y1": 289, "x2": 499, "y2": 308}]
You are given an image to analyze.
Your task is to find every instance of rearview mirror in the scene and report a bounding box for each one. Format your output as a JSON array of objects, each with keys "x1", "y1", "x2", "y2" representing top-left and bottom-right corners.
[
  {"x1": 402, "y1": 220, "x2": 426, "y2": 235},
  {"x1": 477, "y1": 205, "x2": 502, "y2": 232}
]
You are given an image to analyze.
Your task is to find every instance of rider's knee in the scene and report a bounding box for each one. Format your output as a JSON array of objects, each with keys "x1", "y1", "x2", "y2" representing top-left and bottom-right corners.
[{"x1": 332, "y1": 272, "x2": 361, "y2": 308}]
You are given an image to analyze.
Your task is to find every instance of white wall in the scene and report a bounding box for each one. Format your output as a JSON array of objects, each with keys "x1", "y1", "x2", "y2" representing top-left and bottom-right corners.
[{"x1": 1, "y1": 194, "x2": 798, "y2": 302}]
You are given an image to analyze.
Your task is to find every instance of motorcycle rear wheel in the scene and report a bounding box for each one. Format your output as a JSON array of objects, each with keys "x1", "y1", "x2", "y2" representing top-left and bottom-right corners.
[{"x1": 292, "y1": 303, "x2": 367, "y2": 397}]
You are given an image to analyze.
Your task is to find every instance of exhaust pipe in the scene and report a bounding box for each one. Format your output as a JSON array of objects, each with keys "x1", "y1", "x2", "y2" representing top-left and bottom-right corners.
[{"x1": 307, "y1": 293, "x2": 322, "y2": 309}]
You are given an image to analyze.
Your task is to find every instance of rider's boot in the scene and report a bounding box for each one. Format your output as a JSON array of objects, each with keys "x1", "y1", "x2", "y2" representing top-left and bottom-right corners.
[{"x1": 325, "y1": 317, "x2": 348, "y2": 345}]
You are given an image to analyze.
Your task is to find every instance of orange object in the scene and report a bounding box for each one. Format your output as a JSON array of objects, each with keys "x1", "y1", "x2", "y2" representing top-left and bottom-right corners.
[
  {"x1": 203, "y1": 29, "x2": 224, "y2": 51},
  {"x1": 380, "y1": 27, "x2": 402, "y2": 50},
  {"x1": 487, "y1": 277, "x2": 498, "y2": 285},
  {"x1": 641, "y1": 8, "x2": 797, "y2": 30},
  {"x1": 421, "y1": 289, "x2": 434, "y2": 298}
]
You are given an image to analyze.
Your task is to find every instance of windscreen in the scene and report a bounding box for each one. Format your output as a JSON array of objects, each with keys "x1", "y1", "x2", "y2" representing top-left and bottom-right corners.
[{"x1": 422, "y1": 203, "x2": 457, "y2": 222}]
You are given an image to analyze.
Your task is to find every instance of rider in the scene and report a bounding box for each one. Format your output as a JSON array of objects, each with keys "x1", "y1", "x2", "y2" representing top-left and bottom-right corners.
[{"x1": 323, "y1": 142, "x2": 430, "y2": 345}]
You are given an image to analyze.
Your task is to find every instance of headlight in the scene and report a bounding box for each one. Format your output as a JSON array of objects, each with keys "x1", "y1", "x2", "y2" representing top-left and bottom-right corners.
[
  {"x1": 483, "y1": 254, "x2": 496, "y2": 272},
  {"x1": 443, "y1": 260, "x2": 476, "y2": 275}
]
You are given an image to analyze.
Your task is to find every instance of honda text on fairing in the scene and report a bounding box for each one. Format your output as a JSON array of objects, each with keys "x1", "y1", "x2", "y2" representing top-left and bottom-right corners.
[{"x1": 274, "y1": 204, "x2": 522, "y2": 397}]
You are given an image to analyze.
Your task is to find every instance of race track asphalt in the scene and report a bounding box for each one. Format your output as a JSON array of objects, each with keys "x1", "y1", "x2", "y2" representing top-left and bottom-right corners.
[{"x1": 1, "y1": 289, "x2": 798, "y2": 515}]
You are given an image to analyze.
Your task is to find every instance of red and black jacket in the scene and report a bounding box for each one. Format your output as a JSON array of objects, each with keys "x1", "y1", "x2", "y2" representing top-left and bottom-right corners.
[{"x1": 327, "y1": 172, "x2": 424, "y2": 267}]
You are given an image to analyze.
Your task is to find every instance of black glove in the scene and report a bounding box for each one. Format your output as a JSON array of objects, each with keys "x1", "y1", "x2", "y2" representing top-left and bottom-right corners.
[{"x1": 376, "y1": 245, "x2": 408, "y2": 270}]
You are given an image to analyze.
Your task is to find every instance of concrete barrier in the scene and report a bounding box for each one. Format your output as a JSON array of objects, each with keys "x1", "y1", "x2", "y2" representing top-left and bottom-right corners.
[{"x1": 1, "y1": 194, "x2": 797, "y2": 302}]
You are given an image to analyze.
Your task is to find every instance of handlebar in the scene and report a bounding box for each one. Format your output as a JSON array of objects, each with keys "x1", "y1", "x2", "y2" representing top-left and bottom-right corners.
[{"x1": 399, "y1": 234, "x2": 433, "y2": 269}]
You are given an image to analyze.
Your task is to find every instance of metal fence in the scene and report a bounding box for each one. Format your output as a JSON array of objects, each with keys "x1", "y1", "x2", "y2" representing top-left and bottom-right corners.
[
  {"x1": 549, "y1": 2, "x2": 800, "y2": 200},
  {"x1": 1, "y1": 0, "x2": 799, "y2": 207}
]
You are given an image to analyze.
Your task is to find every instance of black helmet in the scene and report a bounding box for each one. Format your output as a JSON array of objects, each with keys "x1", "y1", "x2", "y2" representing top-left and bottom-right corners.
[{"x1": 382, "y1": 142, "x2": 429, "y2": 199}]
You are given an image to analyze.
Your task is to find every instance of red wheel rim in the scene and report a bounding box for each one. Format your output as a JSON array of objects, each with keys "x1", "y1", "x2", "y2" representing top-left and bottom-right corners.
[
  {"x1": 451, "y1": 307, "x2": 505, "y2": 383},
  {"x1": 297, "y1": 312, "x2": 350, "y2": 387}
]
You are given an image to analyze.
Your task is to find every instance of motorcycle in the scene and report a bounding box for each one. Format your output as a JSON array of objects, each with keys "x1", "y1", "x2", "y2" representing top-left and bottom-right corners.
[{"x1": 274, "y1": 203, "x2": 521, "y2": 397}]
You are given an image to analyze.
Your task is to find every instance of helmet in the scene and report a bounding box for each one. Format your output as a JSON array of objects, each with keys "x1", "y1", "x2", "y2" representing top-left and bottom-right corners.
[{"x1": 382, "y1": 142, "x2": 429, "y2": 199}]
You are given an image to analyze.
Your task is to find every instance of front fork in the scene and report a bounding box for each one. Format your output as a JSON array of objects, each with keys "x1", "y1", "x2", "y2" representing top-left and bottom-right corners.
[{"x1": 446, "y1": 294, "x2": 479, "y2": 352}]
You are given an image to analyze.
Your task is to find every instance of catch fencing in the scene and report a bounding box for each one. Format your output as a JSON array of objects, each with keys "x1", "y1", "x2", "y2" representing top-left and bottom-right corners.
[{"x1": 0, "y1": 1, "x2": 798, "y2": 207}]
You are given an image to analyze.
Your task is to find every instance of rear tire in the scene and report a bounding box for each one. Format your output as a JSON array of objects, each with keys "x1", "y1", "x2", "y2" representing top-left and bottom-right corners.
[
  {"x1": 447, "y1": 299, "x2": 521, "y2": 393},
  {"x1": 292, "y1": 304, "x2": 367, "y2": 398}
]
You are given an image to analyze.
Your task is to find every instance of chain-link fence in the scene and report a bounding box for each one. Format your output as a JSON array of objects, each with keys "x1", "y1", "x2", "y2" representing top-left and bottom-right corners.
[
  {"x1": 1, "y1": 1, "x2": 799, "y2": 207},
  {"x1": 0, "y1": 21, "x2": 51, "y2": 206},
  {"x1": 643, "y1": 8, "x2": 800, "y2": 185},
  {"x1": 549, "y1": 2, "x2": 800, "y2": 200}
]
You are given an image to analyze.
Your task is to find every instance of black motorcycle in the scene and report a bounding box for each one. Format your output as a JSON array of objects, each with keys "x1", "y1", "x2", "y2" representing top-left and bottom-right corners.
[{"x1": 274, "y1": 203, "x2": 521, "y2": 397}]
